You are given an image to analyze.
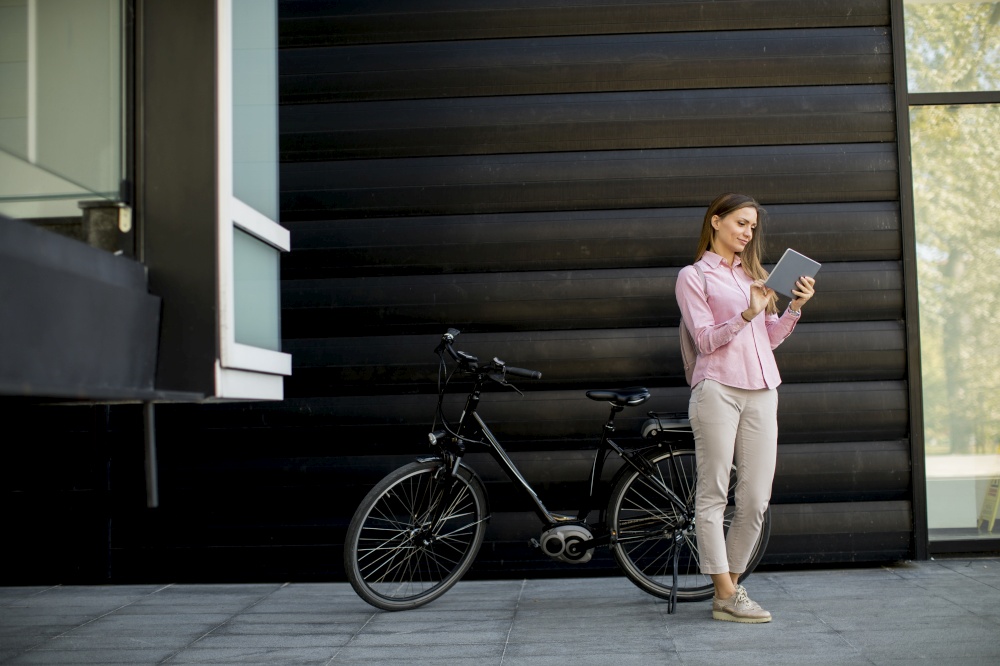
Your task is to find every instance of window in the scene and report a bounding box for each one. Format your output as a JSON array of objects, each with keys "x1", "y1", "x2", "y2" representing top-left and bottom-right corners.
[
  {"x1": 0, "y1": 0, "x2": 124, "y2": 220},
  {"x1": 904, "y1": 1, "x2": 1000, "y2": 543},
  {"x1": 216, "y1": 0, "x2": 290, "y2": 397}
]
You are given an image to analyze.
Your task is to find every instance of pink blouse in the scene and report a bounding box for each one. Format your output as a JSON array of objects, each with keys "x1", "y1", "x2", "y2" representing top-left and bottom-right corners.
[{"x1": 676, "y1": 251, "x2": 800, "y2": 390}]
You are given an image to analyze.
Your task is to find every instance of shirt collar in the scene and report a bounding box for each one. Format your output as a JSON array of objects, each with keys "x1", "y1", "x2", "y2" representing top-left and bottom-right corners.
[{"x1": 702, "y1": 250, "x2": 741, "y2": 269}]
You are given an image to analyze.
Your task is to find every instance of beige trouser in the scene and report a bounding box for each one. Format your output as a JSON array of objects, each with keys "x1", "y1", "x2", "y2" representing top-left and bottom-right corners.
[{"x1": 689, "y1": 379, "x2": 778, "y2": 575}]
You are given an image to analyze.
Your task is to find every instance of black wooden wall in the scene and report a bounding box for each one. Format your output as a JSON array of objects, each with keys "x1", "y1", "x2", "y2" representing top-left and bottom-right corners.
[
  {"x1": 1, "y1": 0, "x2": 911, "y2": 584},
  {"x1": 270, "y1": 0, "x2": 911, "y2": 576}
]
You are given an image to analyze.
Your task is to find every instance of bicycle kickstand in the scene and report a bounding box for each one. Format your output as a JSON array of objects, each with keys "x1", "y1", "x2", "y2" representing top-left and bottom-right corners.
[{"x1": 668, "y1": 531, "x2": 682, "y2": 614}]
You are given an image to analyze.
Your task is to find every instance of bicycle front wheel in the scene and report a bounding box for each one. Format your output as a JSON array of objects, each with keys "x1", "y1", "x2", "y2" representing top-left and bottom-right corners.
[
  {"x1": 344, "y1": 460, "x2": 487, "y2": 611},
  {"x1": 608, "y1": 448, "x2": 770, "y2": 602}
]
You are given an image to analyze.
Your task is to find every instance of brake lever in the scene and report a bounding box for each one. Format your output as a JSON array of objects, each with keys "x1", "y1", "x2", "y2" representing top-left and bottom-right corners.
[{"x1": 488, "y1": 372, "x2": 524, "y2": 396}]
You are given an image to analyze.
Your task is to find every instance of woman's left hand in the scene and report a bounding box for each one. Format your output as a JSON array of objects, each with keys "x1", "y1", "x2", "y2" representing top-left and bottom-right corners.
[{"x1": 790, "y1": 276, "x2": 816, "y2": 311}]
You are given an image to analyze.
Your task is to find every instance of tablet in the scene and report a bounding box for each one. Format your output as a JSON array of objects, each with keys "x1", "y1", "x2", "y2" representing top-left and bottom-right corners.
[{"x1": 764, "y1": 249, "x2": 821, "y2": 298}]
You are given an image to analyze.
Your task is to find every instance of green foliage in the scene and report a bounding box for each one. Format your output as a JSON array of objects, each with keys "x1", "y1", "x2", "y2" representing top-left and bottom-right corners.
[{"x1": 905, "y1": 1, "x2": 1000, "y2": 93}]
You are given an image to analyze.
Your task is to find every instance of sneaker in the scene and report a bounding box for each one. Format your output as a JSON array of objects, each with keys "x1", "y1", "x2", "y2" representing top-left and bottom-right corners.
[{"x1": 712, "y1": 585, "x2": 772, "y2": 623}]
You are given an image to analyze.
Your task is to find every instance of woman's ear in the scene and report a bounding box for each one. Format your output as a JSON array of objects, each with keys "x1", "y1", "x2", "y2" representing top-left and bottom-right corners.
[{"x1": 711, "y1": 214, "x2": 720, "y2": 230}]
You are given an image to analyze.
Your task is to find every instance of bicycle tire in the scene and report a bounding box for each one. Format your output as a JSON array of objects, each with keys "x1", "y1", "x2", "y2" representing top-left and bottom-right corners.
[
  {"x1": 608, "y1": 448, "x2": 770, "y2": 602},
  {"x1": 344, "y1": 460, "x2": 487, "y2": 611}
]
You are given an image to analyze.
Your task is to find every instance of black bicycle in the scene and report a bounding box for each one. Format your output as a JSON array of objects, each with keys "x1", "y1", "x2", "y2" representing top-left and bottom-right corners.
[{"x1": 344, "y1": 329, "x2": 770, "y2": 612}]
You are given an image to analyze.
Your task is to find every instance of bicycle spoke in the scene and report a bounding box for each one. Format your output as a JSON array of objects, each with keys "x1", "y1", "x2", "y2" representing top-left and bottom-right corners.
[
  {"x1": 610, "y1": 448, "x2": 768, "y2": 603},
  {"x1": 611, "y1": 450, "x2": 715, "y2": 600},
  {"x1": 346, "y1": 463, "x2": 487, "y2": 610}
]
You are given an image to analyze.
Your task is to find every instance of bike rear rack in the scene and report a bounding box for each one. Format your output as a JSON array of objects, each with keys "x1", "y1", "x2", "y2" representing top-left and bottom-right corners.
[{"x1": 640, "y1": 411, "x2": 693, "y2": 441}]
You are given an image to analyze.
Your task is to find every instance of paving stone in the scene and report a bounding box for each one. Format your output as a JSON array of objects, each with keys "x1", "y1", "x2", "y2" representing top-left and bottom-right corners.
[{"x1": 0, "y1": 559, "x2": 997, "y2": 665}]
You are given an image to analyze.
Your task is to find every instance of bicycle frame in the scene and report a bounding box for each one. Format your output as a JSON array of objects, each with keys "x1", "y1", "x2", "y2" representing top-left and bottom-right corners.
[{"x1": 440, "y1": 370, "x2": 692, "y2": 551}]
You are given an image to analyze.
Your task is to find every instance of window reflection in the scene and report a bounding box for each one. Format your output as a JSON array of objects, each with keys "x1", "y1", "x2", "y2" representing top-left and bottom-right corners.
[
  {"x1": 904, "y1": 1, "x2": 1000, "y2": 94},
  {"x1": 233, "y1": 226, "x2": 281, "y2": 352},
  {"x1": 912, "y1": 104, "x2": 1000, "y2": 539},
  {"x1": 0, "y1": 0, "x2": 123, "y2": 220},
  {"x1": 232, "y1": 0, "x2": 278, "y2": 221}
]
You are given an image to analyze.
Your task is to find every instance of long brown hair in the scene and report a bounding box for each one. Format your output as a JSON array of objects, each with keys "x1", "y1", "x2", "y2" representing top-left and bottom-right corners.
[{"x1": 694, "y1": 192, "x2": 777, "y2": 314}]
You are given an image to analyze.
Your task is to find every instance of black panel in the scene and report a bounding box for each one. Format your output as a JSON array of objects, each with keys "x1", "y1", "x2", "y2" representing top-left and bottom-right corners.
[
  {"x1": 281, "y1": 261, "x2": 902, "y2": 338},
  {"x1": 282, "y1": 202, "x2": 900, "y2": 278},
  {"x1": 196, "y1": 380, "x2": 908, "y2": 447},
  {"x1": 283, "y1": 321, "x2": 906, "y2": 396},
  {"x1": 280, "y1": 28, "x2": 891, "y2": 103},
  {"x1": 773, "y1": 441, "x2": 910, "y2": 502},
  {"x1": 281, "y1": 144, "x2": 898, "y2": 220},
  {"x1": 764, "y1": 501, "x2": 912, "y2": 564},
  {"x1": 140, "y1": 0, "x2": 221, "y2": 396},
  {"x1": 280, "y1": 0, "x2": 890, "y2": 46},
  {"x1": 281, "y1": 85, "x2": 895, "y2": 160}
]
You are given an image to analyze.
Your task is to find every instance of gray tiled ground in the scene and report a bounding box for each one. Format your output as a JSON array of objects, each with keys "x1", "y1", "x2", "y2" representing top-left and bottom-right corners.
[{"x1": 0, "y1": 559, "x2": 998, "y2": 665}]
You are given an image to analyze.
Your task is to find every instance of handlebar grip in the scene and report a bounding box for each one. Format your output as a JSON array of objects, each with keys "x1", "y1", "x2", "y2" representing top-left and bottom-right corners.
[
  {"x1": 436, "y1": 328, "x2": 462, "y2": 356},
  {"x1": 505, "y1": 366, "x2": 542, "y2": 380}
]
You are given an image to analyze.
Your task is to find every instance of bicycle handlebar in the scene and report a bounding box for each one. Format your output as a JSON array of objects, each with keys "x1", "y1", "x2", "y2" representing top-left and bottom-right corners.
[
  {"x1": 504, "y1": 365, "x2": 542, "y2": 380},
  {"x1": 436, "y1": 329, "x2": 542, "y2": 380}
]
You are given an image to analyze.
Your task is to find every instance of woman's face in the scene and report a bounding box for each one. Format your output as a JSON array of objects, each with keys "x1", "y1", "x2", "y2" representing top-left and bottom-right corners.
[{"x1": 711, "y1": 206, "x2": 758, "y2": 260}]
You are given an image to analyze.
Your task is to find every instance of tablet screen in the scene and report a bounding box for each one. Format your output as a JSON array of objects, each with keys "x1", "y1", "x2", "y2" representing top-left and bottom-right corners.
[{"x1": 764, "y1": 249, "x2": 821, "y2": 298}]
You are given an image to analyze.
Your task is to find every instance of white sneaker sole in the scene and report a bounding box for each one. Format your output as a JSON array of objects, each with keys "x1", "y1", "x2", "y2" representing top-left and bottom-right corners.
[{"x1": 712, "y1": 609, "x2": 772, "y2": 623}]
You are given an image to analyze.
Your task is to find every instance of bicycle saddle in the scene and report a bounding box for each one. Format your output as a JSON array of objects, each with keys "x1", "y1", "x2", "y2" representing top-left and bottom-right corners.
[{"x1": 585, "y1": 387, "x2": 650, "y2": 407}]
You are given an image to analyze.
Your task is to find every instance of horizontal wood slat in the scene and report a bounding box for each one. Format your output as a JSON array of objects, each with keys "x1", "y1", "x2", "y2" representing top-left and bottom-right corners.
[
  {"x1": 280, "y1": 85, "x2": 895, "y2": 160},
  {"x1": 279, "y1": 0, "x2": 890, "y2": 46},
  {"x1": 199, "y1": 381, "x2": 908, "y2": 446},
  {"x1": 101, "y1": 498, "x2": 911, "y2": 580},
  {"x1": 138, "y1": 439, "x2": 909, "y2": 511},
  {"x1": 281, "y1": 144, "x2": 899, "y2": 220},
  {"x1": 283, "y1": 321, "x2": 906, "y2": 396},
  {"x1": 280, "y1": 28, "x2": 891, "y2": 103},
  {"x1": 282, "y1": 202, "x2": 900, "y2": 278},
  {"x1": 281, "y1": 261, "x2": 902, "y2": 337},
  {"x1": 764, "y1": 500, "x2": 912, "y2": 564}
]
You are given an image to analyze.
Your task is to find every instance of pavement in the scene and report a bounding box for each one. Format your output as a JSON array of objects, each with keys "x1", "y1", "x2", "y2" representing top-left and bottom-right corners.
[{"x1": 0, "y1": 558, "x2": 998, "y2": 665}]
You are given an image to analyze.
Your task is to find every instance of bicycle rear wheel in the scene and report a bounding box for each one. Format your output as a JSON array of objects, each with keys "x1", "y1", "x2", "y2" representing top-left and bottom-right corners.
[
  {"x1": 344, "y1": 460, "x2": 487, "y2": 611},
  {"x1": 608, "y1": 448, "x2": 770, "y2": 602}
]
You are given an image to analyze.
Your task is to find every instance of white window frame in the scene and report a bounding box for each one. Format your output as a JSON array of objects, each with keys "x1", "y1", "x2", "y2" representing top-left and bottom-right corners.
[{"x1": 215, "y1": 0, "x2": 290, "y2": 400}]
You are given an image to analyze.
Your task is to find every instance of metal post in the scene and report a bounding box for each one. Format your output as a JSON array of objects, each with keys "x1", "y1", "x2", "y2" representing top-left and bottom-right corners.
[
  {"x1": 889, "y1": 0, "x2": 928, "y2": 561},
  {"x1": 143, "y1": 401, "x2": 159, "y2": 508}
]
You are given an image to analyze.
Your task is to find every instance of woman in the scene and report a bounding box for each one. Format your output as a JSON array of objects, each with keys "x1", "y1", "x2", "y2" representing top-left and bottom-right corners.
[{"x1": 675, "y1": 193, "x2": 815, "y2": 623}]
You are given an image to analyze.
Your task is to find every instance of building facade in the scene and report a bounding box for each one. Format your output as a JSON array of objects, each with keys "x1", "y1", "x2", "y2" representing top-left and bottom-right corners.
[{"x1": 0, "y1": 0, "x2": 997, "y2": 582}]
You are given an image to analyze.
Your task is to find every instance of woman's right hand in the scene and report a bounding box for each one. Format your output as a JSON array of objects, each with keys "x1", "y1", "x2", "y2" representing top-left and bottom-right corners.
[{"x1": 743, "y1": 280, "x2": 773, "y2": 321}]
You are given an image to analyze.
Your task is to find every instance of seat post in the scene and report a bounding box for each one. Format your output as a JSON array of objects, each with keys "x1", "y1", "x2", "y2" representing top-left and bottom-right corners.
[{"x1": 605, "y1": 403, "x2": 625, "y2": 432}]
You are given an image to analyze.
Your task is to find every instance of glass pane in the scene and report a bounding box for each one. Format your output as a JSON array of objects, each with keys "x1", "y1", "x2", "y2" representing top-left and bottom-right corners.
[
  {"x1": 904, "y1": 1, "x2": 1000, "y2": 93},
  {"x1": 0, "y1": 0, "x2": 29, "y2": 159},
  {"x1": 233, "y1": 226, "x2": 281, "y2": 352},
  {"x1": 0, "y1": 0, "x2": 123, "y2": 219},
  {"x1": 912, "y1": 104, "x2": 1000, "y2": 540},
  {"x1": 232, "y1": 0, "x2": 278, "y2": 221}
]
